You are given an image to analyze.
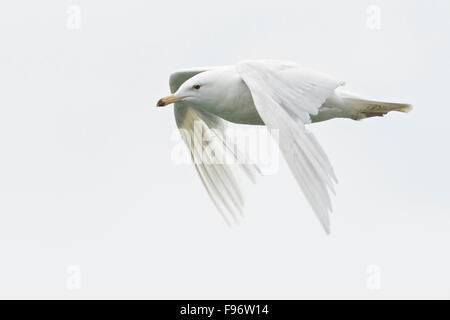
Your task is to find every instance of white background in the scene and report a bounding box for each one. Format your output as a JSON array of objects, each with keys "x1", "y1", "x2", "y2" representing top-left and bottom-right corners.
[{"x1": 0, "y1": 0, "x2": 449, "y2": 298}]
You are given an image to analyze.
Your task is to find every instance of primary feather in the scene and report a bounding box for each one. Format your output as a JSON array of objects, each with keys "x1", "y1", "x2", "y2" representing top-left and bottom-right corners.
[{"x1": 236, "y1": 61, "x2": 344, "y2": 233}]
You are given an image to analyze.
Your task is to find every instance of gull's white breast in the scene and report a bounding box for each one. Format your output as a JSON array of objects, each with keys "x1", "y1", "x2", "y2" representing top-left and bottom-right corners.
[{"x1": 204, "y1": 67, "x2": 264, "y2": 125}]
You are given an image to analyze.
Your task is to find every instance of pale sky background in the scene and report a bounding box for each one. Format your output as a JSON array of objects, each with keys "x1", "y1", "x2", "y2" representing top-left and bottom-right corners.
[{"x1": 0, "y1": 0, "x2": 449, "y2": 299}]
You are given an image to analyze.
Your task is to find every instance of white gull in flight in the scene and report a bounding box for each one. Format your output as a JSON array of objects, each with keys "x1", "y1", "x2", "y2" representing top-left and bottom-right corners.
[{"x1": 157, "y1": 60, "x2": 411, "y2": 233}]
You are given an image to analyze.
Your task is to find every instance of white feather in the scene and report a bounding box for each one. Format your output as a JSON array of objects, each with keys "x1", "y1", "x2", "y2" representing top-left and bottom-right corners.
[{"x1": 236, "y1": 60, "x2": 344, "y2": 233}]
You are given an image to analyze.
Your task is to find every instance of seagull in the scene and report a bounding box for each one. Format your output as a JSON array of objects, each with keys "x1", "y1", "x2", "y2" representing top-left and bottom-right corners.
[{"x1": 157, "y1": 60, "x2": 411, "y2": 233}]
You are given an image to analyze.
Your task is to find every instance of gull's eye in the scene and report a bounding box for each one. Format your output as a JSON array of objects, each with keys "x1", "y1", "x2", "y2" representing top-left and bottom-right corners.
[{"x1": 193, "y1": 84, "x2": 201, "y2": 90}]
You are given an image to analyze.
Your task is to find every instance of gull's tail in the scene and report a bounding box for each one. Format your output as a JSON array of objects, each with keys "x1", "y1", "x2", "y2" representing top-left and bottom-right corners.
[{"x1": 339, "y1": 91, "x2": 412, "y2": 120}]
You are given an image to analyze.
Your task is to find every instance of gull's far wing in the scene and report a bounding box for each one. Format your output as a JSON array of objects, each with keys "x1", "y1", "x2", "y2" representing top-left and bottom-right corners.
[
  {"x1": 170, "y1": 69, "x2": 259, "y2": 225},
  {"x1": 169, "y1": 67, "x2": 221, "y2": 93},
  {"x1": 236, "y1": 60, "x2": 345, "y2": 233}
]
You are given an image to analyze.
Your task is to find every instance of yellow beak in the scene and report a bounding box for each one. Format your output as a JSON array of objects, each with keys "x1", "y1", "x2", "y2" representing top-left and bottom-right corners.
[{"x1": 156, "y1": 94, "x2": 183, "y2": 107}]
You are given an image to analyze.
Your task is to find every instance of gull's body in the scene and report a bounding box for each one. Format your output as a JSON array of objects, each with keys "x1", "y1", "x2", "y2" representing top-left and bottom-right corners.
[
  {"x1": 157, "y1": 60, "x2": 411, "y2": 233},
  {"x1": 170, "y1": 65, "x2": 355, "y2": 126}
]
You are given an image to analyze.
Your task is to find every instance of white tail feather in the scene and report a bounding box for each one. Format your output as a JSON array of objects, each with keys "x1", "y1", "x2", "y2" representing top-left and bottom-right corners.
[{"x1": 338, "y1": 91, "x2": 412, "y2": 120}]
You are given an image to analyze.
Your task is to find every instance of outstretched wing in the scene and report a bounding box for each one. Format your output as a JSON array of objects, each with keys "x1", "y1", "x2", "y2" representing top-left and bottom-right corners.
[
  {"x1": 170, "y1": 69, "x2": 259, "y2": 225},
  {"x1": 236, "y1": 60, "x2": 345, "y2": 233}
]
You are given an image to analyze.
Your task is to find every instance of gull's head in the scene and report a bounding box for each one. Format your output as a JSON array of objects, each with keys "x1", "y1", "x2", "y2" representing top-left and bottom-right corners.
[{"x1": 157, "y1": 69, "x2": 229, "y2": 108}]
